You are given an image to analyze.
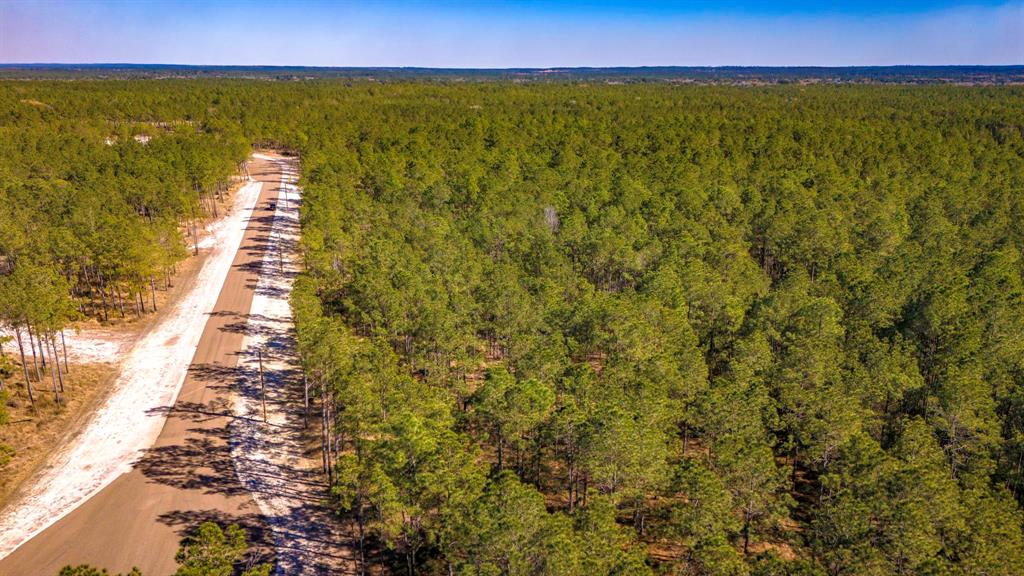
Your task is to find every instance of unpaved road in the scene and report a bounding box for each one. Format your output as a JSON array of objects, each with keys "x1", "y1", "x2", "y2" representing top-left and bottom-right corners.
[
  {"x1": 232, "y1": 155, "x2": 354, "y2": 575},
  {"x1": 0, "y1": 156, "x2": 299, "y2": 575}
]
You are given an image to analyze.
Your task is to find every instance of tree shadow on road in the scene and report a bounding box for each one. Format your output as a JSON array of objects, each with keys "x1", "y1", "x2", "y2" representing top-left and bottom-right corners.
[{"x1": 155, "y1": 507, "x2": 275, "y2": 570}]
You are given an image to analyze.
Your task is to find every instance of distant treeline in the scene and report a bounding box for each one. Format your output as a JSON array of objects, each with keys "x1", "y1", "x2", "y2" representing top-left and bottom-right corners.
[
  {"x1": 1, "y1": 64, "x2": 1023, "y2": 84},
  {"x1": 2, "y1": 81, "x2": 1024, "y2": 575}
]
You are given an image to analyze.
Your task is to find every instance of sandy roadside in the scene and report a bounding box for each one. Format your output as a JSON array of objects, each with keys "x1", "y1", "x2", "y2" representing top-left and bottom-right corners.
[
  {"x1": 0, "y1": 168, "x2": 264, "y2": 559},
  {"x1": 231, "y1": 154, "x2": 355, "y2": 574},
  {"x1": 0, "y1": 246, "x2": 206, "y2": 508},
  {"x1": 0, "y1": 155, "x2": 289, "y2": 575}
]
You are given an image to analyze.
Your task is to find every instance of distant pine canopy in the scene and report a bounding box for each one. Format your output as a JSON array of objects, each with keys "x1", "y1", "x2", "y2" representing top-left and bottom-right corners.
[
  {"x1": 2, "y1": 64, "x2": 1024, "y2": 84},
  {"x1": 3, "y1": 81, "x2": 1024, "y2": 575}
]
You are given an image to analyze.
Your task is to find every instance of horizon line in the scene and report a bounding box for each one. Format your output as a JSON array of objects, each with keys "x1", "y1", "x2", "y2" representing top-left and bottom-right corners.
[{"x1": 3, "y1": 63, "x2": 1023, "y2": 70}]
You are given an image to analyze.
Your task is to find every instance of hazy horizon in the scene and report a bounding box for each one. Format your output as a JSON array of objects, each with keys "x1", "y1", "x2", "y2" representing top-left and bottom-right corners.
[
  {"x1": 3, "y1": 64, "x2": 1022, "y2": 70},
  {"x1": 0, "y1": 1, "x2": 1021, "y2": 68}
]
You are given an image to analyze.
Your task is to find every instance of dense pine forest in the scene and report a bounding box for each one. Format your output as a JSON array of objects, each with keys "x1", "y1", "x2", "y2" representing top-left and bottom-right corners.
[
  {"x1": 2, "y1": 81, "x2": 1024, "y2": 575},
  {"x1": 0, "y1": 82, "x2": 248, "y2": 414}
]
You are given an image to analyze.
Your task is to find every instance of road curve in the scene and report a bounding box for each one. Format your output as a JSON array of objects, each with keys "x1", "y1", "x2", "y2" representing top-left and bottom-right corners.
[{"x1": 0, "y1": 156, "x2": 290, "y2": 575}]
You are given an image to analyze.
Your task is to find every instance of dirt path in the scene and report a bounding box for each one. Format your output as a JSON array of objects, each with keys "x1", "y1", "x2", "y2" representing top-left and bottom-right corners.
[
  {"x1": 231, "y1": 155, "x2": 355, "y2": 574},
  {"x1": 0, "y1": 156, "x2": 289, "y2": 575}
]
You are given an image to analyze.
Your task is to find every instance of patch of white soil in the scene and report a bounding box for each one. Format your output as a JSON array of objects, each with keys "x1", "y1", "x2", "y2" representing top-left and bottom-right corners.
[
  {"x1": 0, "y1": 328, "x2": 130, "y2": 365},
  {"x1": 60, "y1": 329, "x2": 132, "y2": 363}
]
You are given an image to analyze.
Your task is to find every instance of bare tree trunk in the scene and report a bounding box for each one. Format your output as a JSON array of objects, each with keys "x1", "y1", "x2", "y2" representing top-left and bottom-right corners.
[
  {"x1": 98, "y1": 272, "x2": 109, "y2": 322},
  {"x1": 567, "y1": 463, "x2": 575, "y2": 512},
  {"x1": 60, "y1": 330, "x2": 69, "y2": 374},
  {"x1": 115, "y1": 285, "x2": 125, "y2": 318},
  {"x1": 326, "y1": 395, "x2": 335, "y2": 485},
  {"x1": 34, "y1": 328, "x2": 46, "y2": 371},
  {"x1": 28, "y1": 326, "x2": 40, "y2": 381},
  {"x1": 321, "y1": 384, "x2": 329, "y2": 480},
  {"x1": 37, "y1": 331, "x2": 46, "y2": 372},
  {"x1": 81, "y1": 265, "x2": 92, "y2": 317},
  {"x1": 357, "y1": 508, "x2": 367, "y2": 576},
  {"x1": 634, "y1": 497, "x2": 646, "y2": 536},
  {"x1": 47, "y1": 339, "x2": 61, "y2": 406},
  {"x1": 50, "y1": 335, "x2": 65, "y2": 392},
  {"x1": 15, "y1": 327, "x2": 35, "y2": 409},
  {"x1": 150, "y1": 276, "x2": 158, "y2": 311}
]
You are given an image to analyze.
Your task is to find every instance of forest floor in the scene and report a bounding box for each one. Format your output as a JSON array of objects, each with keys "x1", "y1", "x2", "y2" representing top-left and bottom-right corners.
[
  {"x1": 0, "y1": 165, "x2": 264, "y2": 566},
  {"x1": 0, "y1": 364, "x2": 116, "y2": 504}
]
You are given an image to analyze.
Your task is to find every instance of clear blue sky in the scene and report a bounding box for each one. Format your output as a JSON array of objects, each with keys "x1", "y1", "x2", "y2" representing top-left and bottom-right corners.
[{"x1": 0, "y1": 1, "x2": 1020, "y2": 67}]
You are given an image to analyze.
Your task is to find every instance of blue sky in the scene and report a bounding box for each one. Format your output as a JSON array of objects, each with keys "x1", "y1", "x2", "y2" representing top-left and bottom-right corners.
[{"x1": 0, "y1": 1, "x2": 1020, "y2": 67}]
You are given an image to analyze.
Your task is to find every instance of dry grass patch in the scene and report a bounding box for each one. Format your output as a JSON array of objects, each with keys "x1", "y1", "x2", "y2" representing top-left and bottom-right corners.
[{"x1": 0, "y1": 362, "x2": 117, "y2": 508}]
